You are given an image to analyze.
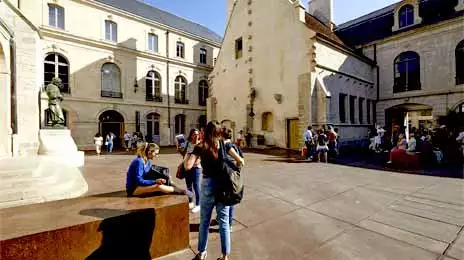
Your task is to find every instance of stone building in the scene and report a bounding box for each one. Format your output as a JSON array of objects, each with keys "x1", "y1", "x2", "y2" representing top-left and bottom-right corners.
[
  {"x1": 209, "y1": 0, "x2": 376, "y2": 149},
  {"x1": 210, "y1": 0, "x2": 464, "y2": 149},
  {"x1": 336, "y1": 0, "x2": 464, "y2": 131},
  {"x1": 9, "y1": 0, "x2": 221, "y2": 150}
]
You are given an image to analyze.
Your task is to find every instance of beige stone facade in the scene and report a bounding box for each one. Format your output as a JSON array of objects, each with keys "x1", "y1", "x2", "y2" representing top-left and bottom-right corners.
[
  {"x1": 0, "y1": 0, "x2": 43, "y2": 157},
  {"x1": 210, "y1": 0, "x2": 376, "y2": 149},
  {"x1": 12, "y1": 0, "x2": 221, "y2": 149}
]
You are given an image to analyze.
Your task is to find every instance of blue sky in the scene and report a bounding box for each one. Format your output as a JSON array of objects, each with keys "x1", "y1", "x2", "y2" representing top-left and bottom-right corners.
[{"x1": 144, "y1": 0, "x2": 399, "y2": 36}]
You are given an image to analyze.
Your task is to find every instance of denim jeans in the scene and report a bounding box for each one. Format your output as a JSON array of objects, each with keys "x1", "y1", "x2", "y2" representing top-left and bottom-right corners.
[
  {"x1": 229, "y1": 206, "x2": 234, "y2": 226},
  {"x1": 198, "y1": 176, "x2": 231, "y2": 256},
  {"x1": 185, "y1": 167, "x2": 201, "y2": 206},
  {"x1": 107, "y1": 142, "x2": 113, "y2": 153}
]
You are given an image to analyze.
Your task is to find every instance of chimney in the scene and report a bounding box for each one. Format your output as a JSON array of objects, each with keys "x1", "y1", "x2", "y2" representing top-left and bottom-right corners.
[{"x1": 308, "y1": 0, "x2": 333, "y2": 28}]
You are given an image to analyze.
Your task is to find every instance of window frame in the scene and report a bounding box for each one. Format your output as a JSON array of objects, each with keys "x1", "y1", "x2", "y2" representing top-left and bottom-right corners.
[
  {"x1": 394, "y1": 51, "x2": 421, "y2": 93},
  {"x1": 148, "y1": 33, "x2": 158, "y2": 53},
  {"x1": 358, "y1": 97, "x2": 364, "y2": 124},
  {"x1": 146, "y1": 70, "x2": 162, "y2": 102},
  {"x1": 399, "y1": 4, "x2": 414, "y2": 29},
  {"x1": 48, "y1": 4, "x2": 65, "y2": 29},
  {"x1": 176, "y1": 41, "x2": 185, "y2": 58},
  {"x1": 44, "y1": 53, "x2": 70, "y2": 94},
  {"x1": 261, "y1": 112, "x2": 273, "y2": 131},
  {"x1": 100, "y1": 63, "x2": 122, "y2": 98},
  {"x1": 366, "y1": 99, "x2": 371, "y2": 124},
  {"x1": 105, "y1": 20, "x2": 118, "y2": 42},
  {"x1": 200, "y1": 48, "x2": 207, "y2": 64},
  {"x1": 198, "y1": 80, "x2": 208, "y2": 106},
  {"x1": 175, "y1": 114, "x2": 186, "y2": 135},
  {"x1": 456, "y1": 40, "x2": 464, "y2": 85},
  {"x1": 174, "y1": 76, "x2": 188, "y2": 104},
  {"x1": 147, "y1": 113, "x2": 160, "y2": 137},
  {"x1": 339, "y1": 93, "x2": 347, "y2": 123},
  {"x1": 349, "y1": 95, "x2": 356, "y2": 124},
  {"x1": 235, "y1": 37, "x2": 243, "y2": 59}
]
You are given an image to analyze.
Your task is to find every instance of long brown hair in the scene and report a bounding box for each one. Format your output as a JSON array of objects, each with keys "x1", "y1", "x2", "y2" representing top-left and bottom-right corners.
[
  {"x1": 136, "y1": 142, "x2": 159, "y2": 163},
  {"x1": 203, "y1": 121, "x2": 222, "y2": 159}
]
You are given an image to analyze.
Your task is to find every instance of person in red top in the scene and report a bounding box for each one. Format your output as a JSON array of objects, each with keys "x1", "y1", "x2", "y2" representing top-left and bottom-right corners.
[{"x1": 327, "y1": 126, "x2": 338, "y2": 159}]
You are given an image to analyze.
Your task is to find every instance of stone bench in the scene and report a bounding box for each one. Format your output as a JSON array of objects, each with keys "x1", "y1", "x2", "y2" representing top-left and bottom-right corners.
[{"x1": 0, "y1": 191, "x2": 189, "y2": 260}]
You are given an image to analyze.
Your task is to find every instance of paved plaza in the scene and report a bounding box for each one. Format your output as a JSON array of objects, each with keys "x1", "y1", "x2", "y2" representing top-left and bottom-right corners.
[{"x1": 83, "y1": 151, "x2": 464, "y2": 260}]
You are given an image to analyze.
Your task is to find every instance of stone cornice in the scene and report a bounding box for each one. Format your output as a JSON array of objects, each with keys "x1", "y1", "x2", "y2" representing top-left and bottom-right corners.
[
  {"x1": 378, "y1": 88, "x2": 464, "y2": 102},
  {"x1": 76, "y1": 0, "x2": 221, "y2": 47},
  {"x1": 41, "y1": 27, "x2": 214, "y2": 72}
]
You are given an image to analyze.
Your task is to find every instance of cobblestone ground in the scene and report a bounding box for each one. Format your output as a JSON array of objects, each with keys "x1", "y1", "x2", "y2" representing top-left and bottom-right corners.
[{"x1": 83, "y1": 151, "x2": 464, "y2": 260}]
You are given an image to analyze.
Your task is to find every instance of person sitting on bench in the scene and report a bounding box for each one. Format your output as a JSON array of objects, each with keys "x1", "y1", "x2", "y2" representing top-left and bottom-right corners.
[{"x1": 126, "y1": 142, "x2": 193, "y2": 198}]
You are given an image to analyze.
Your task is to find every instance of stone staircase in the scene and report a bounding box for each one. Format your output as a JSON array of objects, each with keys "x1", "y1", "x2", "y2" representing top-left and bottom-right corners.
[{"x1": 0, "y1": 157, "x2": 88, "y2": 209}]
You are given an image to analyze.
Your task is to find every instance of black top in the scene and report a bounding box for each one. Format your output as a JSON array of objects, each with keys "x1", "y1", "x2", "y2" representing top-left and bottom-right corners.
[{"x1": 192, "y1": 142, "x2": 232, "y2": 177}]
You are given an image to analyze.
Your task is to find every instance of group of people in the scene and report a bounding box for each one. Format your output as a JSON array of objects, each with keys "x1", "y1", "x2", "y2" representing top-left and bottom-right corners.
[
  {"x1": 93, "y1": 132, "x2": 115, "y2": 156},
  {"x1": 303, "y1": 125, "x2": 339, "y2": 162},
  {"x1": 125, "y1": 121, "x2": 245, "y2": 260}
]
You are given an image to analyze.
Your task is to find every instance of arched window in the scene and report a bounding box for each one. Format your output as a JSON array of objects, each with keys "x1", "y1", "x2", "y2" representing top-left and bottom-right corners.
[
  {"x1": 147, "y1": 113, "x2": 160, "y2": 141},
  {"x1": 198, "y1": 80, "x2": 209, "y2": 106},
  {"x1": 101, "y1": 63, "x2": 122, "y2": 98},
  {"x1": 394, "y1": 51, "x2": 421, "y2": 93},
  {"x1": 48, "y1": 4, "x2": 65, "y2": 29},
  {"x1": 399, "y1": 5, "x2": 414, "y2": 28},
  {"x1": 174, "y1": 76, "x2": 187, "y2": 104},
  {"x1": 44, "y1": 53, "x2": 69, "y2": 93},
  {"x1": 456, "y1": 40, "x2": 464, "y2": 85},
  {"x1": 262, "y1": 112, "x2": 273, "y2": 131},
  {"x1": 146, "y1": 71, "x2": 162, "y2": 102},
  {"x1": 175, "y1": 114, "x2": 186, "y2": 135}
]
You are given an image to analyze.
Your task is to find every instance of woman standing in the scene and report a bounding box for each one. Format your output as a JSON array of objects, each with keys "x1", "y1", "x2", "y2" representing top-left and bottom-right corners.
[
  {"x1": 185, "y1": 121, "x2": 244, "y2": 260},
  {"x1": 106, "y1": 133, "x2": 114, "y2": 153},
  {"x1": 184, "y1": 128, "x2": 202, "y2": 213},
  {"x1": 94, "y1": 133, "x2": 103, "y2": 156}
]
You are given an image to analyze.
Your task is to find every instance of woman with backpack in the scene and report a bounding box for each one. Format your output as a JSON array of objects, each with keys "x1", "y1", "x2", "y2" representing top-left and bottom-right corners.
[{"x1": 185, "y1": 121, "x2": 244, "y2": 260}]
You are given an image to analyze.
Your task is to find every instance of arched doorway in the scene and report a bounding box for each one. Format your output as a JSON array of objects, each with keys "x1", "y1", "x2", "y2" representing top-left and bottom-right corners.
[
  {"x1": 99, "y1": 110, "x2": 124, "y2": 148},
  {"x1": 385, "y1": 103, "x2": 433, "y2": 134}
]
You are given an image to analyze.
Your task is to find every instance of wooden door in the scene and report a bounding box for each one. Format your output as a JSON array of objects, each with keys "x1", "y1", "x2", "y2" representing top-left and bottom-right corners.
[{"x1": 287, "y1": 119, "x2": 299, "y2": 150}]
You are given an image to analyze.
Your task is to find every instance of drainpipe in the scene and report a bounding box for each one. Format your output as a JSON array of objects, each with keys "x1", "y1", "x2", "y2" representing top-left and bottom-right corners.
[
  {"x1": 166, "y1": 31, "x2": 171, "y2": 144},
  {"x1": 9, "y1": 38, "x2": 17, "y2": 155}
]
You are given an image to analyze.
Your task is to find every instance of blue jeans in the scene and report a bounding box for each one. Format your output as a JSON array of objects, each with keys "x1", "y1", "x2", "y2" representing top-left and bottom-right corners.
[
  {"x1": 229, "y1": 206, "x2": 234, "y2": 226},
  {"x1": 185, "y1": 167, "x2": 201, "y2": 206},
  {"x1": 198, "y1": 176, "x2": 231, "y2": 256},
  {"x1": 107, "y1": 142, "x2": 113, "y2": 153}
]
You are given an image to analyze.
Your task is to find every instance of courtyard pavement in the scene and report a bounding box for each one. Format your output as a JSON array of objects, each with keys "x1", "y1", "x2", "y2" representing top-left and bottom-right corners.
[{"x1": 83, "y1": 151, "x2": 464, "y2": 260}]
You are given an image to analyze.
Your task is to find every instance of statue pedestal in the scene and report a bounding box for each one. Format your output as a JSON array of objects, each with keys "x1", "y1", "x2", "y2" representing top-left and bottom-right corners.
[{"x1": 38, "y1": 129, "x2": 84, "y2": 167}]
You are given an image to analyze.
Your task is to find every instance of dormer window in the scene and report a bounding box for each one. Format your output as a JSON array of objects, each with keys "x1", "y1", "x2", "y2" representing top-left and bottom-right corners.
[{"x1": 399, "y1": 5, "x2": 414, "y2": 28}]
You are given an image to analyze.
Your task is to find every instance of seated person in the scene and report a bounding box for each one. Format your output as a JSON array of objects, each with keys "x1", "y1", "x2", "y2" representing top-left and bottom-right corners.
[
  {"x1": 406, "y1": 134, "x2": 417, "y2": 154},
  {"x1": 387, "y1": 134, "x2": 407, "y2": 164},
  {"x1": 126, "y1": 142, "x2": 193, "y2": 197}
]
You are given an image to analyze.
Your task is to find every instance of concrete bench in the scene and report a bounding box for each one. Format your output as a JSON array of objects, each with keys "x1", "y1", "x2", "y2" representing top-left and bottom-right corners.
[{"x1": 0, "y1": 191, "x2": 189, "y2": 260}]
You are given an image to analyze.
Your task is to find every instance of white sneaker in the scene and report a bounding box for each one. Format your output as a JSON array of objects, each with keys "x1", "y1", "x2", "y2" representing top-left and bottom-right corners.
[
  {"x1": 191, "y1": 206, "x2": 200, "y2": 213},
  {"x1": 189, "y1": 202, "x2": 195, "y2": 210}
]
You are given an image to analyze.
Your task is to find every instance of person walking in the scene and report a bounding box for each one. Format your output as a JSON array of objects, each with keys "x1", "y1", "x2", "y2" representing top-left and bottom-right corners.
[
  {"x1": 316, "y1": 129, "x2": 329, "y2": 163},
  {"x1": 303, "y1": 126, "x2": 313, "y2": 160},
  {"x1": 183, "y1": 128, "x2": 202, "y2": 213},
  {"x1": 94, "y1": 133, "x2": 103, "y2": 156},
  {"x1": 105, "y1": 133, "x2": 114, "y2": 153},
  {"x1": 124, "y1": 131, "x2": 131, "y2": 152},
  {"x1": 185, "y1": 121, "x2": 244, "y2": 260}
]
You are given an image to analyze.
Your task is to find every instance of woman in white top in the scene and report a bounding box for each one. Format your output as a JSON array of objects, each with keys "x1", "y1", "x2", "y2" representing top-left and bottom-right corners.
[{"x1": 94, "y1": 133, "x2": 103, "y2": 156}]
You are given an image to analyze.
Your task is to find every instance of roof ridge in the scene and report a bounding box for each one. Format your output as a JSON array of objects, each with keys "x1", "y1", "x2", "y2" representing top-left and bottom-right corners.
[{"x1": 336, "y1": 1, "x2": 400, "y2": 30}]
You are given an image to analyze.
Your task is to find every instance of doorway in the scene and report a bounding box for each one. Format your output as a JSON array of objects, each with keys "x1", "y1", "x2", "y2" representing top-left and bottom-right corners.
[
  {"x1": 99, "y1": 110, "x2": 124, "y2": 148},
  {"x1": 287, "y1": 119, "x2": 300, "y2": 150}
]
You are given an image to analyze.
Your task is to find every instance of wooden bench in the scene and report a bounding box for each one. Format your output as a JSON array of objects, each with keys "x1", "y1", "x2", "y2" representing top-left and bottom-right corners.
[{"x1": 0, "y1": 191, "x2": 189, "y2": 260}]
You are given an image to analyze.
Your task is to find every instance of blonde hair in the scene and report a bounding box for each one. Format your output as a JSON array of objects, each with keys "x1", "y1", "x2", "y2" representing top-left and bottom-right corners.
[{"x1": 136, "y1": 142, "x2": 160, "y2": 162}]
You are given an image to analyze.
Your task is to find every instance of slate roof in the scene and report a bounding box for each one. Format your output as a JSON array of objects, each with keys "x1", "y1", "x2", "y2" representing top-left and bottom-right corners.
[
  {"x1": 335, "y1": 0, "x2": 463, "y2": 47},
  {"x1": 305, "y1": 13, "x2": 345, "y2": 46},
  {"x1": 94, "y1": 0, "x2": 222, "y2": 43}
]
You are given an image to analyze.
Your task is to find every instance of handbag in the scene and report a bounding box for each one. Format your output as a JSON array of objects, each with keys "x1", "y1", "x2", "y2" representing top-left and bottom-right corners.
[
  {"x1": 176, "y1": 162, "x2": 186, "y2": 180},
  {"x1": 146, "y1": 164, "x2": 171, "y2": 186},
  {"x1": 215, "y1": 140, "x2": 244, "y2": 206}
]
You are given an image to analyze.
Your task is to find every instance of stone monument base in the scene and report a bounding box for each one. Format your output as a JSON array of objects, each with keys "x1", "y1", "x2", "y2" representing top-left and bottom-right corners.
[{"x1": 38, "y1": 129, "x2": 84, "y2": 167}]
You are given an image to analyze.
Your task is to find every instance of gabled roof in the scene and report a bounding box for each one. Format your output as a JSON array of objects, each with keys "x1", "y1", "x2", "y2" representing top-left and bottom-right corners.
[
  {"x1": 305, "y1": 13, "x2": 345, "y2": 46},
  {"x1": 335, "y1": 0, "x2": 463, "y2": 47},
  {"x1": 94, "y1": 0, "x2": 222, "y2": 44}
]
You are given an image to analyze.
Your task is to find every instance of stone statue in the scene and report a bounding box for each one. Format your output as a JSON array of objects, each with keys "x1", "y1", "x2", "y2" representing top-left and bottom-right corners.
[{"x1": 45, "y1": 77, "x2": 65, "y2": 127}]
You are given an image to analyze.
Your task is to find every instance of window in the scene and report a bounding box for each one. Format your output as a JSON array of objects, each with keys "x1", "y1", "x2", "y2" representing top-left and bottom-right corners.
[
  {"x1": 44, "y1": 53, "x2": 69, "y2": 93},
  {"x1": 235, "y1": 37, "x2": 243, "y2": 59},
  {"x1": 174, "y1": 76, "x2": 188, "y2": 104},
  {"x1": 148, "y1": 33, "x2": 158, "y2": 52},
  {"x1": 198, "y1": 115, "x2": 207, "y2": 129},
  {"x1": 399, "y1": 5, "x2": 414, "y2": 28},
  {"x1": 456, "y1": 102, "x2": 464, "y2": 113},
  {"x1": 358, "y1": 98, "x2": 364, "y2": 124},
  {"x1": 456, "y1": 40, "x2": 464, "y2": 85},
  {"x1": 175, "y1": 114, "x2": 186, "y2": 135},
  {"x1": 394, "y1": 51, "x2": 421, "y2": 93},
  {"x1": 200, "y1": 48, "x2": 207, "y2": 64},
  {"x1": 339, "y1": 94, "x2": 346, "y2": 123},
  {"x1": 349, "y1": 95, "x2": 356, "y2": 124},
  {"x1": 176, "y1": 42, "x2": 185, "y2": 58},
  {"x1": 366, "y1": 99, "x2": 371, "y2": 124},
  {"x1": 101, "y1": 63, "x2": 122, "y2": 98},
  {"x1": 262, "y1": 112, "x2": 273, "y2": 131},
  {"x1": 146, "y1": 71, "x2": 162, "y2": 102},
  {"x1": 105, "y1": 20, "x2": 118, "y2": 42},
  {"x1": 147, "y1": 113, "x2": 160, "y2": 139},
  {"x1": 48, "y1": 4, "x2": 64, "y2": 29},
  {"x1": 198, "y1": 80, "x2": 209, "y2": 106}
]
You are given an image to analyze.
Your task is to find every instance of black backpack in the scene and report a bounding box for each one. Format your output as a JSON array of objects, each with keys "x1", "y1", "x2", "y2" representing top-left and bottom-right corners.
[{"x1": 215, "y1": 140, "x2": 244, "y2": 206}]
